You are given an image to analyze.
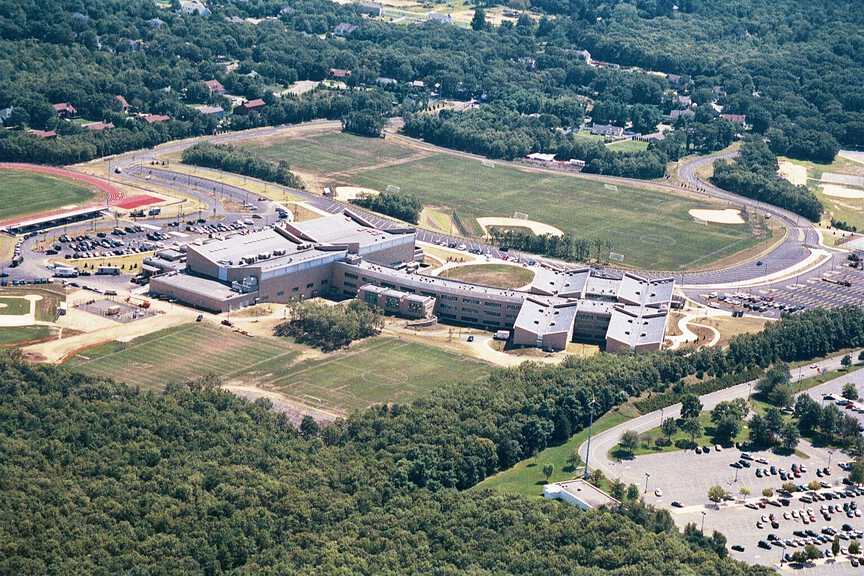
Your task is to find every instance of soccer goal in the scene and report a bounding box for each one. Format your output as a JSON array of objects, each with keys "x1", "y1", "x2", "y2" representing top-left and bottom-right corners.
[
  {"x1": 604, "y1": 184, "x2": 618, "y2": 192},
  {"x1": 481, "y1": 159, "x2": 495, "y2": 168},
  {"x1": 608, "y1": 252, "x2": 625, "y2": 263}
]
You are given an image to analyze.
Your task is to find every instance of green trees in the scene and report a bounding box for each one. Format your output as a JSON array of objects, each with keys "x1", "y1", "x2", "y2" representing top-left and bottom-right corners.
[
  {"x1": 850, "y1": 460, "x2": 864, "y2": 485},
  {"x1": 470, "y1": 7, "x2": 488, "y2": 31},
  {"x1": 710, "y1": 398, "x2": 747, "y2": 444},
  {"x1": 619, "y1": 430, "x2": 640, "y2": 454},
  {"x1": 351, "y1": 189, "x2": 423, "y2": 224},
  {"x1": 843, "y1": 382, "x2": 859, "y2": 401},
  {"x1": 842, "y1": 354, "x2": 853, "y2": 369},
  {"x1": 681, "y1": 393, "x2": 702, "y2": 420},
  {"x1": 707, "y1": 485, "x2": 728, "y2": 502},
  {"x1": 181, "y1": 142, "x2": 302, "y2": 188},
  {"x1": 681, "y1": 417, "x2": 703, "y2": 445},
  {"x1": 542, "y1": 463, "x2": 554, "y2": 482},
  {"x1": 275, "y1": 300, "x2": 383, "y2": 351},
  {"x1": 660, "y1": 416, "x2": 677, "y2": 443},
  {"x1": 755, "y1": 362, "x2": 793, "y2": 406},
  {"x1": 341, "y1": 111, "x2": 386, "y2": 137}
]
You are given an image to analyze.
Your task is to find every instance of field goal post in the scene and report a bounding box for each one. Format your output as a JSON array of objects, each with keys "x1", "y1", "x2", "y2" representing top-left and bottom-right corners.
[
  {"x1": 385, "y1": 184, "x2": 401, "y2": 194},
  {"x1": 513, "y1": 211, "x2": 529, "y2": 220}
]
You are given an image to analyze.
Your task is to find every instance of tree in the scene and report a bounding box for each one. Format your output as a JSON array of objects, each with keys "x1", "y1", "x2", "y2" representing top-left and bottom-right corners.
[
  {"x1": 780, "y1": 421, "x2": 800, "y2": 451},
  {"x1": 680, "y1": 394, "x2": 702, "y2": 420},
  {"x1": 299, "y1": 415, "x2": 320, "y2": 439},
  {"x1": 660, "y1": 417, "x2": 677, "y2": 440},
  {"x1": 609, "y1": 478, "x2": 625, "y2": 500},
  {"x1": 738, "y1": 486, "x2": 750, "y2": 497},
  {"x1": 542, "y1": 463, "x2": 554, "y2": 482},
  {"x1": 626, "y1": 483, "x2": 640, "y2": 501},
  {"x1": 833, "y1": 535, "x2": 841, "y2": 557},
  {"x1": 619, "y1": 430, "x2": 639, "y2": 454},
  {"x1": 756, "y1": 363, "x2": 792, "y2": 406},
  {"x1": 470, "y1": 7, "x2": 487, "y2": 31},
  {"x1": 843, "y1": 382, "x2": 859, "y2": 401},
  {"x1": 842, "y1": 354, "x2": 853, "y2": 369},
  {"x1": 680, "y1": 417, "x2": 702, "y2": 445},
  {"x1": 850, "y1": 459, "x2": 864, "y2": 485},
  {"x1": 794, "y1": 395, "x2": 822, "y2": 434},
  {"x1": 762, "y1": 487, "x2": 774, "y2": 497},
  {"x1": 710, "y1": 399, "x2": 747, "y2": 443},
  {"x1": 808, "y1": 480, "x2": 822, "y2": 491},
  {"x1": 707, "y1": 485, "x2": 728, "y2": 502},
  {"x1": 566, "y1": 450, "x2": 582, "y2": 472},
  {"x1": 851, "y1": 540, "x2": 861, "y2": 555}
]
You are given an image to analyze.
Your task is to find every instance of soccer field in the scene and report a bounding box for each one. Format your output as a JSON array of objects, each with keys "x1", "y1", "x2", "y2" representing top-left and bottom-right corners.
[
  {"x1": 267, "y1": 337, "x2": 492, "y2": 413},
  {"x1": 242, "y1": 131, "x2": 418, "y2": 174},
  {"x1": 65, "y1": 323, "x2": 299, "y2": 391},
  {"x1": 0, "y1": 170, "x2": 96, "y2": 220},
  {"x1": 348, "y1": 154, "x2": 766, "y2": 270}
]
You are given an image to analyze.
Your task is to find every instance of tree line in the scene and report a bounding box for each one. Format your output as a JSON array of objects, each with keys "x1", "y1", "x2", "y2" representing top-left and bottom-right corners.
[
  {"x1": 712, "y1": 139, "x2": 824, "y2": 222},
  {"x1": 274, "y1": 299, "x2": 383, "y2": 351},
  {"x1": 181, "y1": 141, "x2": 301, "y2": 188},
  {"x1": 488, "y1": 227, "x2": 614, "y2": 264},
  {"x1": 351, "y1": 189, "x2": 422, "y2": 224}
]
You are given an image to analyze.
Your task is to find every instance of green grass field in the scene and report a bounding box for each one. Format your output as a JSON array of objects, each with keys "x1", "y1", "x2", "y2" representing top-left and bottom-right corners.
[
  {"x1": 606, "y1": 139, "x2": 650, "y2": 153},
  {"x1": 65, "y1": 324, "x2": 490, "y2": 413},
  {"x1": 0, "y1": 325, "x2": 54, "y2": 346},
  {"x1": 475, "y1": 406, "x2": 638, "y2": 498},
  {"x1": 440, "y1": 263, "x2": 535, "y2": 288},
  {"x1": 349, "y1": 153, "x2": 767, "y2": 270},
  {"x1": 267, "y1": 337, "x2": 492, "y2": 412},
  {"x1": 66, "y1": 323, "x2": 300, "y2": 391},
  {"x1": 243, "y1": 132, "x2": 417, "y2": 174},
  {"x1": 0, "y1": 171, "x2": 95, "y2": 221},
  {"x1": 0, "y1": 297, "x2": 31, "y2": 315}
]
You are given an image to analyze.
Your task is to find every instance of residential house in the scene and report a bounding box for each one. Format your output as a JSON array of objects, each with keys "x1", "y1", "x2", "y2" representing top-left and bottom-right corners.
[
  {"x1": 180, "y1": 0, "x2": 211, "y2": 16},
  {"x1": 237, "y1": 99, "x2": 265, "y2": 114},
  {"x1": 0, "y1": 107, "x2": 14, "y2": 126},
  {"x1": 574, "y1": 50, "x2": 592, "y2": 64},
  {"x1": 333, "y1": 23, "x2": 358, "y2": 37},
  {"x1": 675, "y1": 94, "x2": 692, "y2": 107},
  {"x1": 720, "y1": 113, "x2": 747, "y2": 125},
  {"x1": 375, "y1": 77, "x2": 398, "y2": 87},
  {"x1": 203, "y1": 79, "x2": 225, "y2": 95},
  {"x1": 426, "y1": 12, "x2": 452, "y2": 24},
  {"x1": 408, "y1": 80, "x2": 425, "y2": 89},
  {"x1": 589, "y1": 124, "x2": 625, "y2": 138},
  {"x1": 669, "y1": 109, "x2": 695, "y2": 122},
  {"x1": 28, "y1": 129, "x2": 57, "y2": 139},
  {"x1": 114, "y1": 95, "x2": 129, "y2": 113},
  {"x1": 141, "y1": 113, "x2": 171, "y2": 124},
  {"x1": 52, "y1": 102, "x2": 77, "y2": 119},
  {"x1": 147, "y1": 17, "x2": 165, "y2": 28},
  {"x1": 329, "y1": 68, "x2": 352, "y2": 79},
  {"x1": 193, "y1": 105, "x2": 225, "y2": 118},
  {"x1": 83, "y1": 121, "x2": 114, "y2": 132}
]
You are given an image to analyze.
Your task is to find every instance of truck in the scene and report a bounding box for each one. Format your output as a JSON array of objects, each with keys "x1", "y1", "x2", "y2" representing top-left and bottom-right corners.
[
  {"x1": 53, "y1": 266, "x2": 79, "y2": 278},
  {"x1": 96, "y1": 265, "x2": 121, "y2": 276}
]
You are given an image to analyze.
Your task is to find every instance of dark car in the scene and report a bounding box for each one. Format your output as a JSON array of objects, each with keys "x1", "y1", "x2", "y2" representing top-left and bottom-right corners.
[
  {"x1": 731, "y1": 545, "x2": 745, "y2": 552},
  {"x1": 671, "y1": 501, "x2": 683, "y2": 508}
]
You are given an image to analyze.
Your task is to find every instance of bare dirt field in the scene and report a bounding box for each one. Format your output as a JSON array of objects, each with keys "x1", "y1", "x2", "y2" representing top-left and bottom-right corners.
[
  {"x1": 334, "y1": 186, "x2": 380, "y2": 202},
  {"x1": 688, "y1": 208, "x2": 746, "y2": 224},
  {"x1": 778, "y1": 160, "x2": 809, "y2": 186}
]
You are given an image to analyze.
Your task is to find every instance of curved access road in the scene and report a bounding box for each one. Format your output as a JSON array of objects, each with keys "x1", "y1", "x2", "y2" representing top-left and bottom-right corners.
[{"x1": 578, "y1": 351, "x2": 861, "y2": 481}]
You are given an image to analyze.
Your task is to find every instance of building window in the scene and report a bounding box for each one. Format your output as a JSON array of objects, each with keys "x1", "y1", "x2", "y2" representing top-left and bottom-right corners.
[
  {"x1": 344, "y1": 281, "x2": 356, "y2": 288},
  {"x1": 364, "y1": 293, "x2": 378, "y2": 305},
  {"x1": 345, "y1": 272, "x2": 358, "y2": 280},
  {"x1": 306, "y1": 283, "x2": 314, "y2": 289},
  {"x1": 484, "y1": 301, "x2": 501, "y2": 308},
  {"x1": 292, "y1": 287, "x2": 299, "y2": 292},
  {"x1": 276, "y1": 290, "x2": 285, "y2": 296}
]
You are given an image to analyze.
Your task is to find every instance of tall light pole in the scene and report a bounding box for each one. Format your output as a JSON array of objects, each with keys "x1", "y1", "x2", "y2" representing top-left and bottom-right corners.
[
  {"x1": 828, "y1": 449, "x2": 834, "y2": 469},
  {"x1": 582, "y1": 391, "x2": 596, "y2": 480},
  {"x1": 644, "y1": 472, "x2": 651, "y2": 494},
  {"x1": 701, "y1": 511, "x2": 706, "y2": 534}
]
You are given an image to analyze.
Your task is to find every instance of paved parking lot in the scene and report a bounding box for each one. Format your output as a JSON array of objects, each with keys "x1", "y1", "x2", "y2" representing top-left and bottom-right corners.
[{"x1": 604, "y1": 370, "x2": 864, "y2": 573}]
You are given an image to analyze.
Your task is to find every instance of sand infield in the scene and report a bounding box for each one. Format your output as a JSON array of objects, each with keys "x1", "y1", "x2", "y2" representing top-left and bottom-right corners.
[
  {"x1": 688, "y1": 208, "x2": 746, "y2": 224},
  {"x1": 334, "y1": 186, "x2": 380, "y2": 201},
  {"x1": 778, "y1": 161, "x2": 808, "y2": 186},
  {"x1": 476, "y1": 217, "x2": 564, "y2": 237},
  {"x1": 821, "y1": 184, "x2": 864, "y2": 199}
]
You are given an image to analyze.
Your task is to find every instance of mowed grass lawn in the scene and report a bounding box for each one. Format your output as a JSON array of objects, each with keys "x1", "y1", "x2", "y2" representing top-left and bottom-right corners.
[
  {"x1": 242, "y1": 132, "x2": 417, "y2": 174},
  {"x1": 0, "y1": 325, "x2": 54, "y2": 346},
  {"x1": 0, "y1": 297, "x2": 31, "y2": 316},
  {"x1": 475, "y1": 407, "x2": 638, "y2": 499},
  {"x1": 66, "y1": 323, "x2": 299, "y2": 391},
  {"x1": 266, "y1": 337, "x2": 492, "y2": 413},
  {"x1": 348, "y1": 154, "x2": 765, "y2": 270},
  {"x1": 0, "y1": 171, "x2": 95, "y2": 221},
  {"x1": 440, "y1": 263, "x2": 535, "y2": 289}
]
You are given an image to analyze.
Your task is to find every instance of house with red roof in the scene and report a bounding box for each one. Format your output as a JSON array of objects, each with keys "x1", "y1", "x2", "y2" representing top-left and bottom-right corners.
[
  {"x1": 83, "y1": 121, "x2": 115, "y2": 132},
  {"x1": 236, "y1": 98, "x2": 266, "y2": 115},
  {"x1": 52, "y1": 102, "x2": 77, "y2": 119},
  {"x1": 28, "y1": 129, "x2": 57, "y2": 139},
  {"x1": 141, "y1": 113, "x2": 171, "y2": 124},
  {"x1": 328, "y1": 68, "x2": 352, "y2": 79},
  {"x1": 203, "y1": 79, "x2": 225, "y2": 94},
  {"x1": 114, "y1": 95, "x2": 129, "y2": 113}
]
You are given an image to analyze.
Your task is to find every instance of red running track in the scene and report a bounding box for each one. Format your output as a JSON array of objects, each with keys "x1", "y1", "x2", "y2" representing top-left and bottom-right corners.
[{"x1": 115, "y1": 194, "x2": 163, "y2": 209}]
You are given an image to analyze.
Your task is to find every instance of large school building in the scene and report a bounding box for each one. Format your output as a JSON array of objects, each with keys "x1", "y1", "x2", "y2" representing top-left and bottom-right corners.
[{"x1": 150, "y1": 210, "x2": 674, "y2": 352}]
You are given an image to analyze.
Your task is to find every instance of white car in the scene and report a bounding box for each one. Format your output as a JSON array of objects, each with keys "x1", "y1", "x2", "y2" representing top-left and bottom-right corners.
[{"x1": 654, "y1": 489, "x2": 663, "y2": 497}]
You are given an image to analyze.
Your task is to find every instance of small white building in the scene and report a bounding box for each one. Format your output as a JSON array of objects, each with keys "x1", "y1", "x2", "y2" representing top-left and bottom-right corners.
[{"x1": 543, "y1": 479, "x2": 620, "y2": 510}]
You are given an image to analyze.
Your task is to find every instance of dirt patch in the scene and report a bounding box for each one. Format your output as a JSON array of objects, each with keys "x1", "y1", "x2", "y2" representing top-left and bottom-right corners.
[
  {"x1": 334, "y1": 186, "x2": 379, "y2": 202},
  {"x1": 439, "y1": 263, "x2": 535, "y2": 289},
  {"x1": 688, "y1": 208, "x2": 745, "y2": 224},
  {"x1": 778, "y1": 161, "x2": 808, "y2": 186},
  {"x1": 476, "y1": 217, "x2": 564, "y2": 237},
  {"x1": 222, "y1": 383, "x2": 341, "y2": 427}
]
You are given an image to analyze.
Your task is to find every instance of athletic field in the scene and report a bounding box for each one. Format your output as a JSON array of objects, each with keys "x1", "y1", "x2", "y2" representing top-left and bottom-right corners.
[
  {"x1": 348, "y1": 154, "x2": 767, "y2": 270},
  {"x1": 65, "y1": 323, "x2": 299, "y2": 391},
  {"x1": 0, "y1": 170, "x2": 95, "y2": 221},
  {"x1": 266, "y1": 337, "x2": 492, "y2": 412},
  {"x1": 65, "y1": 324, "x2": 490, "y2": 412},
  {"x1": 243, "y1": 132, "x2": 417, "y2": 174}
]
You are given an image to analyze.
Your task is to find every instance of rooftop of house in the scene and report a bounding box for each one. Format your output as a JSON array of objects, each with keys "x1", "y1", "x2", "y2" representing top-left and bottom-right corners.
[{"x1": 545, "y1": 479, "x2": 620, "y2": 509}]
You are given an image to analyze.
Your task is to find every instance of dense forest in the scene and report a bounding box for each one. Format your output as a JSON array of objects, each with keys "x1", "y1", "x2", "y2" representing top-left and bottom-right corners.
[
  {"x1": 351, "y1": 189, "x2": 423, "y2": 223},
  {"x1": 3, "y1": 305, "x2": 864, "y2": 573},
  {"x1": 1, "y1": 0, "x2": 862, "y2": 178}
]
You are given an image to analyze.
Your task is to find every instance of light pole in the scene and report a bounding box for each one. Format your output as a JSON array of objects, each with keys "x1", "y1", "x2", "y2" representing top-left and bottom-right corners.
[
  {"x1": 828, "y1": 449, "x2": 834, "y2": 469},
  {"x1": 644, "y1": 472, "x2": 651, "y2": 494},
  {"x1": 582, "y1": 391, "x2": 596, "y2": 480},
  {"x1": 700, "y1": 511, "x2": 706, "y2": 534}
]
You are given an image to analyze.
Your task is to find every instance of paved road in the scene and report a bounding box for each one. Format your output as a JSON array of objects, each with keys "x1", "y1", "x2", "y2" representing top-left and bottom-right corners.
[{"x1": 580, "y1": 351, "x2": 863, "y2": 480}]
